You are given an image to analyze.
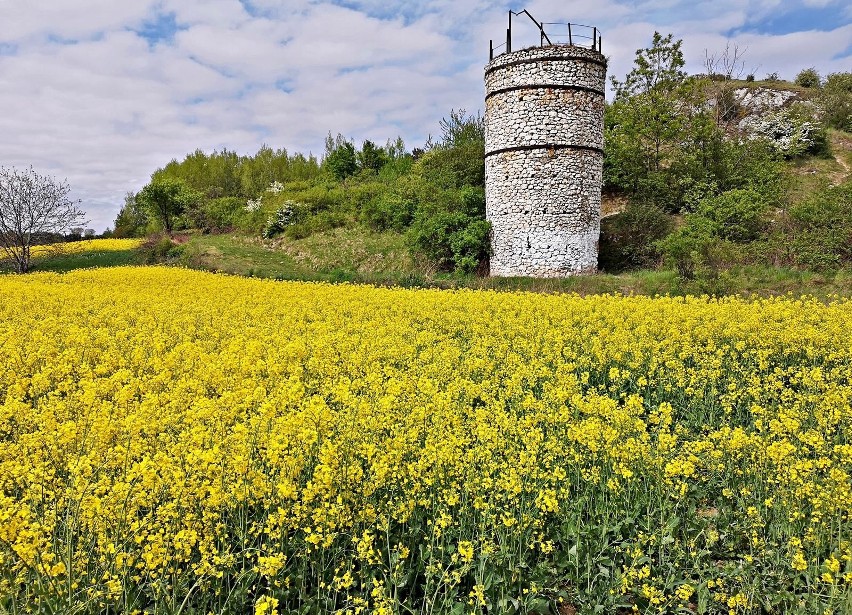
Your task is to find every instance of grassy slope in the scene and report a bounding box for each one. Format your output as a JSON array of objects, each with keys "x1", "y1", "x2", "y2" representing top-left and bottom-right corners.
[
  {"x1": 14, "y1": 228, "x2": 852, "y2": 298},
  {"x1": 27, "y1": 246, "x2": 139, "y2": 273},
  {"x1": 785, "y1": 130, "x2": 852, "y2": 201},
  {"x1": 175, "y1": 232, "x2": 852, "y2": 298},
  {"x1": 180, "y1": 228, "x2": 428, "y2": 285}
]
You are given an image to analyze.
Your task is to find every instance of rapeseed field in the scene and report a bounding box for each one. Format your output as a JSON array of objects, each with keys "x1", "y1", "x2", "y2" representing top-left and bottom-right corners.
[
  {"x1": 30, "y1": 238, "x2": 143, "y2": 257},
  {"x1": 1, "y1": 267, "x2": 850, "y2": 614}
]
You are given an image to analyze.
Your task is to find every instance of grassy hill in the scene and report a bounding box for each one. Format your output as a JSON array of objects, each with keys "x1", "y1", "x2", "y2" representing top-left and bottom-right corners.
[
  {"x1": 17, "y1": 122, "x2": 850, "y2": 299},
  {"x1": 15, "y1": 121, "x2": 850, "y2": 298}
]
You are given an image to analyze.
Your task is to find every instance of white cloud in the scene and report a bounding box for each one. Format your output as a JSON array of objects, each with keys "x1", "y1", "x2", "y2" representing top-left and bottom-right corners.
[
  {"x1": 0, "y1": 0, "x2": 848, "y2": 231},
  {"x1": 0, "y1": 0, "x2": 156, "y2": 42}
]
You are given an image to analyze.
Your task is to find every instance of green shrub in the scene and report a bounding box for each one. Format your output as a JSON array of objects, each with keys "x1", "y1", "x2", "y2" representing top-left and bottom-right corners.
[
  {"x1": 598, "y1": 200, "x2": 674, "y2": 272},
  {"x1": 360, "y1": 193, "x2": 415, "y2": 231},
  {"x1": 203, "y1": 197, "x2": 245, "y2": 231},
  {"x1": 695, "y1": 189, "x2": 767, "y2": 242},
  {"x1": 778, "y1": 181, "x2": 852, "y2": 270},
  {"x1": 715, "y1": 139, "x2": 784, "y2": 203},
  {"x1": 138, "y1": 234, "x2": 182, "y2": 264},
  {"x1": 415, "y1": 142, "x2": 484, "y2": 190},
  {"x1": 657, "y1": 215, "x2": 721, "y2": 279},
  {"x1": 284, "y1": 209, "x2": 347, "y2": 240},
  {"x1": 347, "y1": 181, "x2": 387, "y2": 212},
  {"x1": 407, "y1": 210, "x2": 490, "y2": 274},
  {"x1": 449, "y1": 219, "x2": 491, "y2": 274},
  {"x1": 819, "y1": 72, "x2": 852, "y2": 132},
  {"x1": 788, "y1": 230, "x2": 847, "y2": 271},
  {"x1": 794, "y1": 67, "x2": 821, "y2": 88},
  {"x1": 263, "y1": 201, "x2": 303, "y2": 239}
]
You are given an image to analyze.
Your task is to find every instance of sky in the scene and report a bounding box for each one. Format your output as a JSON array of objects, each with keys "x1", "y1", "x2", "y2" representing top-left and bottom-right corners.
[{"x1": 1, "y1": 0, "x2": 850, "y2": 231}]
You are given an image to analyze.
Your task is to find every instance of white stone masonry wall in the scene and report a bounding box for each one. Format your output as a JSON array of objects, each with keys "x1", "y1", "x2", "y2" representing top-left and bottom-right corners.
[{"x1": 485, "y1": 45, "x2": 606, "y2": 277}]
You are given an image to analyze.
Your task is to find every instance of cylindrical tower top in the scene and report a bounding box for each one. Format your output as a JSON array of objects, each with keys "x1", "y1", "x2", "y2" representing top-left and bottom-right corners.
[{"x1": 485, "y1": 45, "x2": 607, "y2": 156}]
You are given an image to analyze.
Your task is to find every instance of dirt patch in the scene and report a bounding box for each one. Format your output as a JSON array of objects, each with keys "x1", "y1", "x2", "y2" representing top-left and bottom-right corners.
[
  {"x1": 601, "y1": 193, "x2": 628, "y2": 218},
  {"x1": 830, "y1": 132, "x2": 852, "y2": 186}
]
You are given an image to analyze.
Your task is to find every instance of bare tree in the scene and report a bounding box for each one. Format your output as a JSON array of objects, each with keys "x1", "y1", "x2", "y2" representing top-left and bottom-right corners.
[
  {"x1": 703, "y1": 43, "x2": 753, "y2": 133},
  {"x1": 0, "y1": 166, "x2": 86, "y2": 273}
]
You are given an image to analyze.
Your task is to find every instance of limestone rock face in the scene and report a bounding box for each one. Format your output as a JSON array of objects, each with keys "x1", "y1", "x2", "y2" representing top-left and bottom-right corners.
[{"x1": 485, "y1": 45, "x2": 606, "y2": 277}]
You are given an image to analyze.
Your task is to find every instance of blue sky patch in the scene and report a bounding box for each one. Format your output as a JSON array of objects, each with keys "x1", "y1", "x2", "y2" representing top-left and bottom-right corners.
[
  {"x1": 325, "y1": 0, "x2": 427, "y2": 25},
  {"x1": 134, "y1": 12, "x2": 183, "y2": 46},
  {"x1": 738, "y1": 4, "x2": 849, "y2": 36}
]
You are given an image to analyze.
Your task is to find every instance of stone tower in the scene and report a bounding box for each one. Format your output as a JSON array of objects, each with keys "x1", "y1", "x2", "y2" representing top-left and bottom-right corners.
[{"x1": 485, "y1": 14, "x2": 606, "y2": 277}]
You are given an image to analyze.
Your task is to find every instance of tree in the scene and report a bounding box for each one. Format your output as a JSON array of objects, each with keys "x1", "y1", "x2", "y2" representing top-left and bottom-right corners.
[
  {"x1": 137, "y1": 178, "x2": 198, "y2": 234},
  {"x1": 0, "y1": 166, "x2": 86, "y2": 273},
  {"x1": 605, "y1": 32, "x2": 719, "y2": 209},
  {"x1": 357, "y1": 140, "x2": 387, "y2": 173},
  {"x1": 611, "y1": 32, "x2": 687, "y2": 100},
  {"x1": 438, "y1": 109, "x2": 484, "y2": 147},
  {"x1": 703, "y1": 43, "x2": 750, "y2": 131},
  {"x1": 113, "y1": 191, "x2": 149, "y2": 238},
  {"x1": 324, "y1": 134, "x2": 358, "y2": 181}
]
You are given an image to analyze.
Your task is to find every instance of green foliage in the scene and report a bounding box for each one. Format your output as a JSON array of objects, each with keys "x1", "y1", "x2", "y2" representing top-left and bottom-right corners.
[
  {"x1": 357, "y1": 140, "x2": 388, "y2": 173},
  {"x1": 712, "y1": 139, "x2": 784, "y2": 203},
  {"x1": 659, "y1": 187, "x2": 771, "y2": 279},
  {"x1": 695, "y1": 189, "x2": 767, "y2": 242},
  {"x1": 138, "y1": 234, "x2": 184, "y2": 263},
  {"x1": 416, "y1": 141, "x2": 485, "y2": 189},
  {"x1": 137, "y1": 178, "x2": 200, "y2": 234},
  {"x1": 604, "y1": 32, "x2": 792, "y2": 227},
  {"x1": 819, "y1": 72, "x2": 852, "y2": 132},
  {"x1": 657, "y1": 215, "x2": 723, "y2": 279},
  {"x1": 604, "y1": 33, "x2": 728, "y2": 212},
  {"x1": 776, "y1": 181, "x2": 852, "y2": 270},
  {"x1": 611, "y1": 32, "x2": 686, "y2": 98},
  {"x1": 598, "y1": 200, "x2": 674, "y2": 272},
  {"x1": 360, "y1": 193, "x2": 414, "y2": 231},
  {"x1": 324, "y1": 134, "x2": 358, "y2": 181},
  {"x1": 262, "y1": 201, "x2": 302, "y2": 239},
  {"x1": 202, "y1": 197, "x2": 245, "y2": 231},
  {"x1": 438, "y1": 108, "x2": 485, "y2": 147},
  {"x1": 416, "y1": 109, "x2": 486, "y2": 191},
  {"x1": 285, "y1": 209, "x2": 347, "y2": 240},
  {"x1": 794, "y1": 67, "x2": 821, "y2": 88},
  {"x1": 240, "y1": 144, "x2": 295, "y2": 197},
  {"x1": 408, "y1": 207, "x2": 490, "y2": 274},
  {"x1": 112, "y1": 191, "x2": 148, "y2": 238},
  {"x1": 155, "y1": 146, "x2": 319, "y2": 200}
]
